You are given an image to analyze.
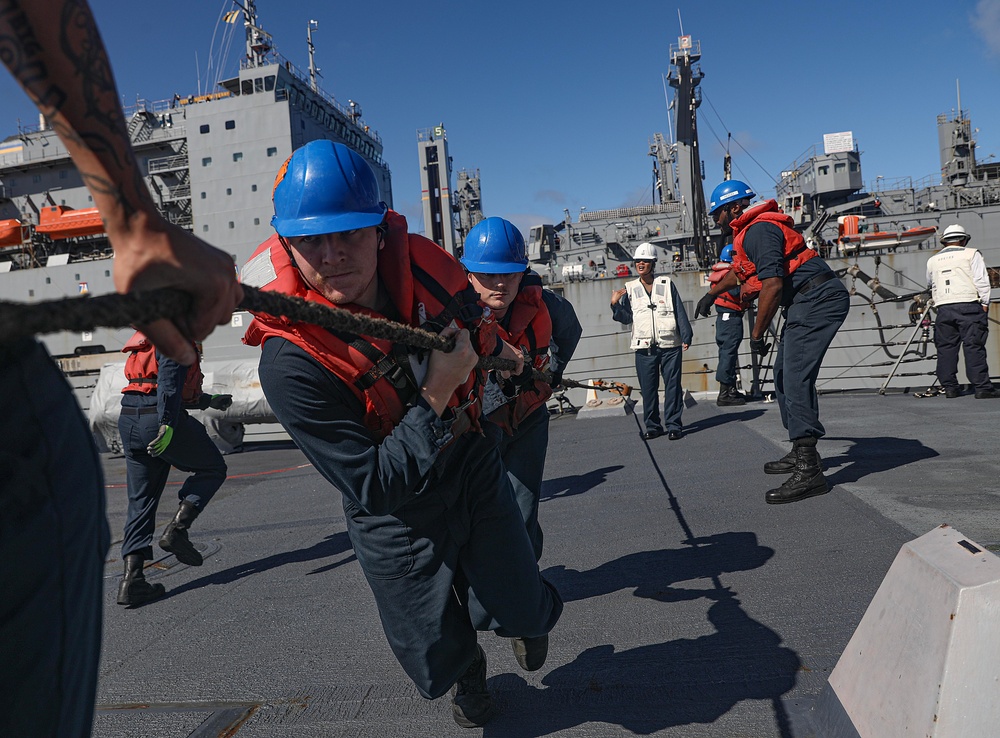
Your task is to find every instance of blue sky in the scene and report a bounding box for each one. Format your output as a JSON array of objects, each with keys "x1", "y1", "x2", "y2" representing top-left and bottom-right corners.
[{"x1": 3, "y1": 0, "x2": 1000, "y2": 240}]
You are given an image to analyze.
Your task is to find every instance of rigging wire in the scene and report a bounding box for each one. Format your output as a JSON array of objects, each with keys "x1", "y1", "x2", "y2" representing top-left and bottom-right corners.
[{"x1": 700, "y1": 91, "x2": 778, "y2": 189}]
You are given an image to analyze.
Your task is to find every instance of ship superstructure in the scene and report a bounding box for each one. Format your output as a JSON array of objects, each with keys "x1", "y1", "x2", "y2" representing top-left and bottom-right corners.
[
  {"x1": 525, "y1": 35, "x2": 712, "y2": 281},
  {"x1": 416, "y1": 124, "x2": 485, "y2": 260},
  {"x1": 512, "y1": 37, "x2": 1000, "y2": 400},
  {"x1": 0, "y1": 0, "x2": 391, "y2": 370}
]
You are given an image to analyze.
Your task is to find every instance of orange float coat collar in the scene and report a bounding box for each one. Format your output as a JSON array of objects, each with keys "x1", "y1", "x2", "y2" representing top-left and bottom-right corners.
[
  {"x1": 730, "y1": 200, "x2": 816, "y2": 302},
  {"x1": 708, "y1": 262, "x2": 743, "y2": 312},
  {"x1": 490, "y1": 272, "x2": 553, "y2": 433},
  {"x1": 121, "y1": 331, "x2": 204, "y2": 405},
  {"x1": 242, "y1": 211, "x2": 495, "y2": 441}
]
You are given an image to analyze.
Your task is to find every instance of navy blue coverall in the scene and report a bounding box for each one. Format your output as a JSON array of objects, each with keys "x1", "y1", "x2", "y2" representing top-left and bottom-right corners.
[
  {"x1": 0, "y1": 338, "x2": 109, "y2": 738},
  {"x1": 744, "y1": 223, "x2": 850, "y2": 440},
  {"x1": 498, "y1": 289, "x2": 582, "y2": 560},
  {"x1": 714, "y1": 304, "x2": 744, "y2": 387},
  {"x1": 611, "y1": 281, "x2": 694, "y2": 434},
  {"x1": 258, "y1": 338, "x2": 563, "y2": 699},
  {"x1": 118, "y1": 353, "x2": 226, "y2": 559}
]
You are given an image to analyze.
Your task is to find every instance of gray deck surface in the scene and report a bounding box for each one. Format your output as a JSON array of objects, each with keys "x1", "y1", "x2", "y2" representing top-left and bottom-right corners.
[{"x1": 92, "y1": 391, "x2": 1000, "y2": 737}]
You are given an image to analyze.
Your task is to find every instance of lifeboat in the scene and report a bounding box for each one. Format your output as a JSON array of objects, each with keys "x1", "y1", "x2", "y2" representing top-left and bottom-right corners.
[
  {"x1": 837, "y1": 215, "x2": 937, "y2": 253},
  {"x1": 34, "y1": 205, "x2": 106, "y2": 240},
  {"x1": 0, "y1": 218, "x2": 28, "y2": 247}
]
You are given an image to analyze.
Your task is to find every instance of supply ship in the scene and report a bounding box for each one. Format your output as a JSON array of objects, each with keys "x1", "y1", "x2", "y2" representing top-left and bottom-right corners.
[
  {"x1": 4, "y1": 12, "x2": 1000, "y2": 445},
  {"x1": 0, "y1": 0, "x2": 390, "y2": 371},
  {"x1": 498, "y1": 34, "x2": 1000, "y2": 402}
]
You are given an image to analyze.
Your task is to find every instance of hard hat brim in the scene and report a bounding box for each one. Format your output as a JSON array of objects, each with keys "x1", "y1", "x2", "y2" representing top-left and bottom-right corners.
[
  {"x1": 271, "y1": 204, "x2": 387, "y2": 238},
  {"x1": 460, "y1": 258, "x2": 528, "y2": 274}
]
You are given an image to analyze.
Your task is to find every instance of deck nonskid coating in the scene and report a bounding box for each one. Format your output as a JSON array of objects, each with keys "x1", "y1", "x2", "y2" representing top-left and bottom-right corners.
[{"x1": 93, "y1": 394, "x2": 995, "y2": 736}]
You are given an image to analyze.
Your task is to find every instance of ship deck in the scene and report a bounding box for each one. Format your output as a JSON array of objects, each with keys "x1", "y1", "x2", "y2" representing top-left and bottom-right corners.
[{"x1": 92, "y1": 391, "x2": 1000, "y2": 737}]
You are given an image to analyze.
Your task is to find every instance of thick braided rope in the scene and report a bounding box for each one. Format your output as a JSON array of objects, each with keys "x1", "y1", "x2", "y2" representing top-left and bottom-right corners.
[{"x1": 0, "y1": 285, "x2": 526, "y2": 373}]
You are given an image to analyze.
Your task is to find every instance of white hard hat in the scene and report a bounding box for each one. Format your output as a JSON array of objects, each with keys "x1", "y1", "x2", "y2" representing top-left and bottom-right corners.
[
  {"x1": 940, "y1": 224, "x2": 970, "y2": 244},
  {"x1": 633, "y1": 242, "x2": 658, "y2": 261}
]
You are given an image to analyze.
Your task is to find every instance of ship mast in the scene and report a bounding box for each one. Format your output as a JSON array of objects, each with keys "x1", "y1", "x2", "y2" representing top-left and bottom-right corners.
[
  {"x1": 237, "y1": 0, "x2": 272, "y2": 69},
  {"x1": 307, "y1": 20, "x2": 320, "y2": 92},
  {"x1": 666, "y1": 34, "x2": 711, "y2": 265}
]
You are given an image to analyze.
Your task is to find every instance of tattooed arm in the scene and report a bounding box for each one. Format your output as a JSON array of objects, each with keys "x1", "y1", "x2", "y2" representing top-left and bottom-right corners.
[{"x1": 0, "y1": 0, "x2": 242, "y2": 364}]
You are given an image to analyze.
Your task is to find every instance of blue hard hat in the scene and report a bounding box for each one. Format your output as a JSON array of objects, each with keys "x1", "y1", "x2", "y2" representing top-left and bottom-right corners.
[
  {"x1": 719, "y1": 244, "x2": 735, "y2": 262},
  {"x1": 708, "y1": 180, "x2": 756, "y2": 215},
  {"x1": 460, "y1": 217, "x2": 528, "y2": 273},
  {"x1": 271, "y1": 140, "x2": 388, "y2": 238}
]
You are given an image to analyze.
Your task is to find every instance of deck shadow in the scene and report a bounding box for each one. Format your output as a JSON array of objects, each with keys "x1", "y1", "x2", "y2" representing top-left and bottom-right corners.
[
  {"x1": 540, "y1": 465, "x2": 624, "y2": 501},
  {"x1": 160, "y1": 531, "x2": 355, "y2": 600},
  {"x1": 684, "y1": 407, "x2": 767, "y2": 433},
  {"x1": 483, "y1": 590, "x2": 799, "y2": 736},
  {"x1": 542, "y1": 531, "x2": 773, "y2": 604},
  {"x1": 822, "y1": 435, "x2": 939, "y2": 487}
]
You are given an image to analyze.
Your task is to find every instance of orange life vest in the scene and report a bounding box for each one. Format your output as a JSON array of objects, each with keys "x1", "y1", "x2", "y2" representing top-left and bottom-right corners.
[
  {"x1": 730, "y1": 200, "x2": 817, "y2": 303},
  {"x1": 121, "y1": 331, "x2": 203, "y2": 405},
  {"x1": 489, "y1": 272, "x2": 553, "y2": 433},
  {"x1": 242, "y1": 210, "x2": 495, "y2": 442},
  {"x1": 708, "y1": 262, "x2": 743, "y2": 312}
]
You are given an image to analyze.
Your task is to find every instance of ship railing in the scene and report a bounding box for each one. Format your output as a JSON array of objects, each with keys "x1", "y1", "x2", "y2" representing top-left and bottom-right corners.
[
  {"x1": 244, "y1": 54, "x2": 382, "y2": 147},
  {"x1": 165, "y1": 212, "x2": 193, "y2": 228},
  {"x1": 579, "y1": 203, "x2": 680, "y2": 222},
  {"x1": 148, "y1": 154, "x2": 189, "y2": 174},
  {"x1": 162, "y1": 184, "x2": 191, "y2": 202}
]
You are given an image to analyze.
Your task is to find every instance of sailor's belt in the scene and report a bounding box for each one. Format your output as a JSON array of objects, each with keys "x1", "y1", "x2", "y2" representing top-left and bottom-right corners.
[
  {"x1": 120, "y1": 405, "x2": 158, "y2": 416},
  {"x1": 796, "y1": 271, "x2": 838, "y2": 296}
]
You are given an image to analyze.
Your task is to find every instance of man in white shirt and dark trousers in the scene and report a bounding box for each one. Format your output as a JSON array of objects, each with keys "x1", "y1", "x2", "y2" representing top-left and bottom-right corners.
[
  {"x1": 926, "y1": 224, "x2": 998, "y2": 399},
  {"x1": 611, "y1": 242, "x2": 693, "y2": 440}
]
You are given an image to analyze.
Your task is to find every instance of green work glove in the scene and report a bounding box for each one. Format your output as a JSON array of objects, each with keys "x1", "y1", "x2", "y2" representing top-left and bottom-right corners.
[
  {"x1": 208, "y1": 394, "x2": 233, "y2": 410},
  {"x1": 147, "y1": 425, "x2": 174, "y2": 457}
]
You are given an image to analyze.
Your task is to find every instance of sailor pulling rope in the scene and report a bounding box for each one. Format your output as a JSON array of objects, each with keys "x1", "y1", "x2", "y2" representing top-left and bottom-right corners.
[{"x1": 0, "y1": 287, "x2": 633, "y2": 393}]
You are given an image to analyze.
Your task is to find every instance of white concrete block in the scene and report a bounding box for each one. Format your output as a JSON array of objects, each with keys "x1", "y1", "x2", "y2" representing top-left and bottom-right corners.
[{"x1": 820, "y1": 525, "x2": 1000, "y2": 737}]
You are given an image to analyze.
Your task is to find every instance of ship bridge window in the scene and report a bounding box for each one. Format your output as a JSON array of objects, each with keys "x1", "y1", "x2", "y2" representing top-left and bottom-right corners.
[
  {"x1": 241, "y1": 79, "x2": 253, "y2": 95},
  {"x1": 226, "y1": 188, "x2": 232, "y2": 195},
  {"x1": 835, "y1": 163, "x2": 846, "y2": 173},
  {"x1": 818, "y1": 165, "x2": 830, "y2": 176},
  {"x1": 200, "y1": 192, "x2": 206, "y2": 199},
  {"x1": 267, "y1": 146, "x2": 277, "y2": 157},
  {"x1": 202, "y1": 157, "x2": 212, "y2": 167},
  {"x1": 265, "y1": 75, "x2": 275, "y2": 91},
  {"x1": 251, "y1": 184, "x2": 258, "y2": 192},
  {"x1": 850, "y1": 162, "x2": 859, "y2": 172},
  {"x1": 233, "y1": 152, "x2": 243, "y2": 162},
  {"x1": 225, "y1": 120, "x2": 235, "y2": 130},
  {"x1": 255, "y1": 78, "x2": 264, "y2": 93},
  {"x1": 200, "y1": 124, "x2": 210, "y2": 134}
]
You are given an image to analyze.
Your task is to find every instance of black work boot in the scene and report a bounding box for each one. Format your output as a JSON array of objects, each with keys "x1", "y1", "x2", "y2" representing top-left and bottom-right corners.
[
  {"x1": 159, "y1": 501, "x2": 203, "y2": 566},
  {"x1": 716, "y1": 384, "x2": 746, "y2": 407},
  {"x1": 117, "y1": 554, "x2": 166, "y2": 606},
  {"x1": 765, "y1": 440, "x2": 830, "y2": 504},
  {"x1": 511, "y1": 634, "x2": 549, "y2": 672},
  {"x1": 764, "y1": 439, "x2": 822, "y2": 475},
  {"x1": 450, "y1": 644, "x2": 496, "y2": 728}
]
